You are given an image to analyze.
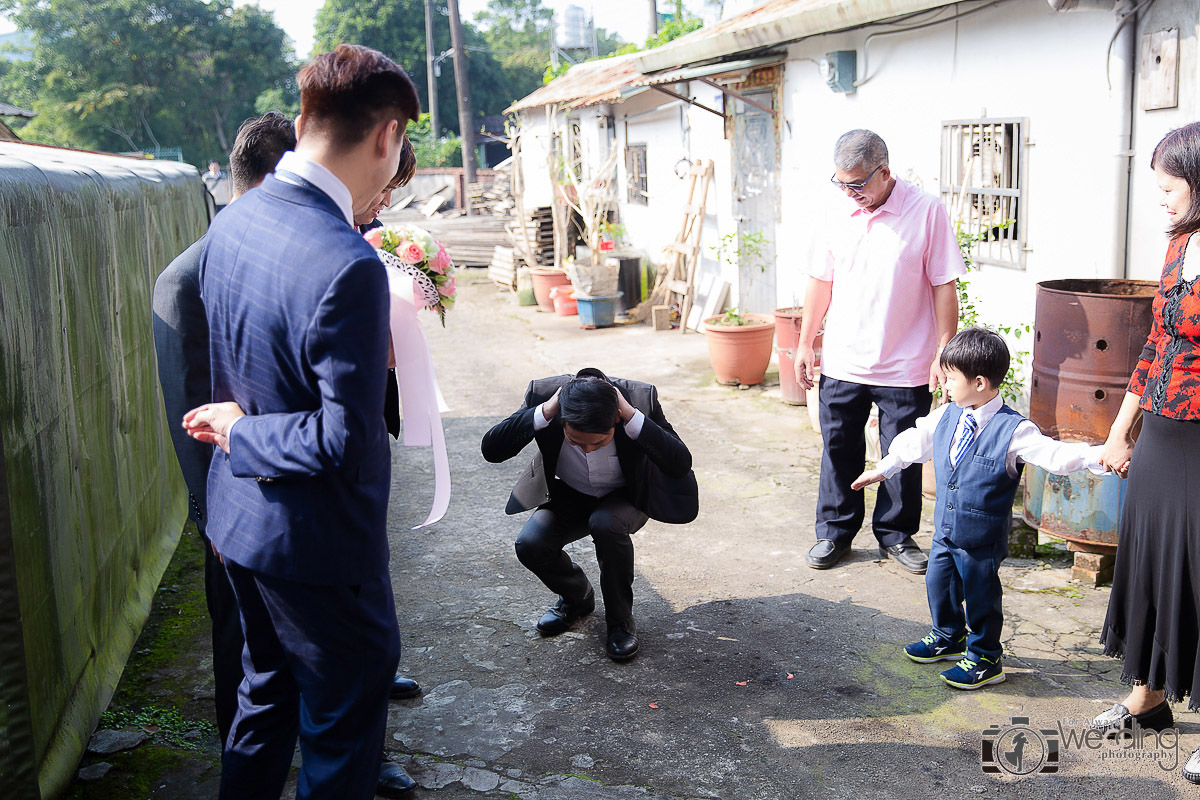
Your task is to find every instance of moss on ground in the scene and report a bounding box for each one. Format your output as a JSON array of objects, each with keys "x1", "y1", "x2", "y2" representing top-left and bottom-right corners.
[{"x1": 65, "y1": 522, "x2": 223, "y2": 798}]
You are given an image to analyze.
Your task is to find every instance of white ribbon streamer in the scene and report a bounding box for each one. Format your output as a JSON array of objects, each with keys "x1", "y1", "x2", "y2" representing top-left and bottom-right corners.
[{"x1": 386, "y1": 265, "x2": 451, "y2": 529}]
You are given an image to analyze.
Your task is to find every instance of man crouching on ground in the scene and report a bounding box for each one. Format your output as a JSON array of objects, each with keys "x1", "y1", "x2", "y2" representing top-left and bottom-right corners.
[{"x1": 481, "y1": 368, "x2": 698, "y2": 661}]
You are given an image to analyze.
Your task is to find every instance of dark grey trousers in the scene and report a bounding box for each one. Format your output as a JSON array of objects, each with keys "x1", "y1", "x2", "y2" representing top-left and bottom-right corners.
[{"x1": 515, "y1": 480, "x2": 648, "y2": 628}]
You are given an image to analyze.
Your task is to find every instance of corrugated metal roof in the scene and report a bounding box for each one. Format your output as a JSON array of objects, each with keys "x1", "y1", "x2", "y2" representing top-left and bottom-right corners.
[
  {"x1": 507, "y1": 0, "x2": 962, "y2": 114},
  {"x1": 505, "y1": 51, "x2": 786, "y2": 114},
  {"x1": 0, "y1": 101, "x2": 35, "y2": 118},
  {"x1": 505, "y1": 54, "x2": 641, "y2": 113},
  {"x1": 635, "y1": 0, "x2": 961, "y2": 73}
]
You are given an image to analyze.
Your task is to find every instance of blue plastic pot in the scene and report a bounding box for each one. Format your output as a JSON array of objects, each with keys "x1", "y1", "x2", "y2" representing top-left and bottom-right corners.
[{"x1": 575, "y1": 292, "x2": 623, "y2": 329}]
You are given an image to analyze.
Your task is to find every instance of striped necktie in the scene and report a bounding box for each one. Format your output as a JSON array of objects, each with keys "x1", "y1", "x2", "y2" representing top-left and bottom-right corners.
[{"x1": 952, "y1": 413, "x2": 977, "y2": 468}]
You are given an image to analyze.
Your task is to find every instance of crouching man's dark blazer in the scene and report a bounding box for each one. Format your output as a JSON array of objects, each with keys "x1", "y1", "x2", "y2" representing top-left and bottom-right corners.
[{"x1": 481, "y1": 375, "x2": 699, "y2": 524}]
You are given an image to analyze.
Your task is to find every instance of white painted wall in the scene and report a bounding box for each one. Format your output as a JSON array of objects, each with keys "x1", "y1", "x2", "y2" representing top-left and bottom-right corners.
[
  {"x1": 1128, "y1": 2, "x2": 1200, "y2": 280},
  {"x1": 513, "y1": 112, "x2": 555, "y2": 210},
  {"x1": 779, "y1": 0, "x2": 1133, "y2": 332},
  {"x1": 611, "y1": 83, "x2": 733, "y2": 316}
]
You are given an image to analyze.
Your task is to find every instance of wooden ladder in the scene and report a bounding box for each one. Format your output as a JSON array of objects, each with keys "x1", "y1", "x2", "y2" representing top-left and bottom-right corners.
[{"x1": 633, "y1": 159, "x2": 713, "y2": 331}]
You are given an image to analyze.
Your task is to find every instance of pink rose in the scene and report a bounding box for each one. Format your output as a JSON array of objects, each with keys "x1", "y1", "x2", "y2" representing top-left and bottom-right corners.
[
  {"x1": 398, "y1": 241, "x2": 424, "y2": 264},
  {"x1": 429, "y1": 243, "x2": 451, "y2": 274},
  {"x1": 437, "y1": 276, "x2": 456, "y2": 297},
  {"x1": 363, "y1": 228, "x2": 384, "y2": 249}
]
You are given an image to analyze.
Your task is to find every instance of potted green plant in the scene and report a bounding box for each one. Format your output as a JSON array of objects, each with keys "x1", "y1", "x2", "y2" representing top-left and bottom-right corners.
[{"x1": 702, "y1": 307, "x2": 776, "y2": 386}]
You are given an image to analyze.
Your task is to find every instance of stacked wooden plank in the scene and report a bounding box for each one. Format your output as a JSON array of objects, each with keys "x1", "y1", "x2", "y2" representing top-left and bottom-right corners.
[
  {"x1": 376, "y1": 208, "x2": 512, "y2": 267},
  {"x1": 469, "y1": 168, "x2": 515, "y2": 216},
  {"x1": 488, "y1": 246, "x2": 517, "y2": 289},
  {"x1": 506, "y1": 206, "x2": 555, "y2": 267}
]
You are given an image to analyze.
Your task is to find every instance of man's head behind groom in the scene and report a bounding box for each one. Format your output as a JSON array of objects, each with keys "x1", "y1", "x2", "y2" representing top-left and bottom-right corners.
[{"x1": 295, "y1": 44, "x2": 420, "y2": 206}]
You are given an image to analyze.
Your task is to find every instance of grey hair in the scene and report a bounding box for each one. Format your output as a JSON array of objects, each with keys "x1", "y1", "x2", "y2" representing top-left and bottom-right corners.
[{"x1": 833, "y1": 129, "x2": 889, "y2": 172}]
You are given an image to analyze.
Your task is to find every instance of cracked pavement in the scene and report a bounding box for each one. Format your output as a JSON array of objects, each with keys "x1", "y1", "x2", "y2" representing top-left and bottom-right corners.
[{"x1": 367, "y1": 277, "x2": 1195, "y2": 799}]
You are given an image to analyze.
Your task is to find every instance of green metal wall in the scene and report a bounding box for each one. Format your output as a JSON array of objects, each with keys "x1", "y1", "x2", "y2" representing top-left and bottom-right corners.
[{"x1": 0, "y1": 142, "x2": 207, "y2": 798}]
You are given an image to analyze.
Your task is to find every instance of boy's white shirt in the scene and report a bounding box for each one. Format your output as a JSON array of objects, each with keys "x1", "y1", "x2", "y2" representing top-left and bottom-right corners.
[{"x1": 877, "y1": 393, "x2": 1106, "y2": 480}]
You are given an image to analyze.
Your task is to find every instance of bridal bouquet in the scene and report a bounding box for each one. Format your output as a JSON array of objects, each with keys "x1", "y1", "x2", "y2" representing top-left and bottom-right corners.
[{"x1": 365, "y1": 224, "x2": 456, "y2": 325}]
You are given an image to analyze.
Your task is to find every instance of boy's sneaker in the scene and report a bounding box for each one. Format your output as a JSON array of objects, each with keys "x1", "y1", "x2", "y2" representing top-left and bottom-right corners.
[
  {"x1": 904, "y1": 632, "x2": 967, "y2": 663},
  {"x1": 940, "y1": 655, "x2": 1005, "y2": 690}
]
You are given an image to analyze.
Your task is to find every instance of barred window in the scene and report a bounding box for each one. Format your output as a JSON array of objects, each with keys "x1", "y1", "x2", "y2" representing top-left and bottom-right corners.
[
  {"x1": 940, "y1": 119, "x2": 1027, "y2": 269},
  {"x1": 626, "y1": 144, "x2": 648, "y2": 206}
]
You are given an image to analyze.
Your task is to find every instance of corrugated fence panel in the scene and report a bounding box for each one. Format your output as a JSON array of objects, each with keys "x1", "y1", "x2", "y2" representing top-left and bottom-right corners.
[{"x1": 0, "y1": 142, "x2": 207, "y2": 798}]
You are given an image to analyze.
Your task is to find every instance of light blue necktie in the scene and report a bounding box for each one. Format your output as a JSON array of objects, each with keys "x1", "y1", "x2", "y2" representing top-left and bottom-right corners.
[{"x1": 952, "y1": 413, "x2": 977, "y2": 468}]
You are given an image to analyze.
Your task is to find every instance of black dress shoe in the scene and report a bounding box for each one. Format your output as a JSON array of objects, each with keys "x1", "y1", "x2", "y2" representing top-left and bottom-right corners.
[
  {"x1": 606, "y1": 624, "x2": 639, "y2": 661},
  {"x1": 806, "y1": 539, "x2": 851, "y2": 569},
  {"x1": 377, "y1": 761, "x2": 417, "y2": 797},
  {"x1": 536, "y1": 591, "x2": 595, "y2": 636},
  {"x1": 1089, "y1": 700, "x2": 1174, "y2": 738},
  {"x1": 389, "y1": 675, "x2": 422, "y2": 699},
  {"x1": 878, "y1": 537, "x2": 928, "y2": 573}
]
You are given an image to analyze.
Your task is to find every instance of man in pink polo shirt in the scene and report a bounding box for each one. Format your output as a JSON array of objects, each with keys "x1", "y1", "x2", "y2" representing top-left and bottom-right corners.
[{"x1": 794, "y1": 129, "x2": 964, "y2": 573}]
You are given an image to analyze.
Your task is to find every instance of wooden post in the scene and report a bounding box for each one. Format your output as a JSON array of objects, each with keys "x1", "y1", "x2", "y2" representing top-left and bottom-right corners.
[
  {"x1": 446, "y1": 0, "x2": 477, "y2": 212},
  {"x1": 424, "y1": 0, "x2": 440, "y2": 136}
]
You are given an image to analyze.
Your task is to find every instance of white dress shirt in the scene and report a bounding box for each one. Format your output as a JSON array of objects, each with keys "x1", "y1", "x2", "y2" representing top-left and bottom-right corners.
[
  {"x1": 533, "y1": 404, "x2": 645, "y2": 497},
  {"x1": 876, "y1": 393, "x2": 1105, "y2": 480},
  {"x1": 274, "y1": 151, "x2": 355, "y2": 228}
]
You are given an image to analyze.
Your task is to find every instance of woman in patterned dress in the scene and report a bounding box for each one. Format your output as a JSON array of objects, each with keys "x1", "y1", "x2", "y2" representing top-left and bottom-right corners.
[{"x1": 1092, "y1": 122, "x2": 1200, "y2": 782}]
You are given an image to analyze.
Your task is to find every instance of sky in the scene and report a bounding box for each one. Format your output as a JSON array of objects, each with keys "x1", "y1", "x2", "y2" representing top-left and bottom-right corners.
[{"x1": 1, "y1": 2, "x2": 696, "y2": 59}]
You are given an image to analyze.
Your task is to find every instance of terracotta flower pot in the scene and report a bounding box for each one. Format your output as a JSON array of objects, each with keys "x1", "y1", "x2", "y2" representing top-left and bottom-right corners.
[
  {"x1": 530, "y1": 268, "x2": 570, "y2": 312},
  {"x1": 703, "y1": 313, "x2": 775, "y2": 386},
  {"x1": 774, "y1": 307, "x2": 824, "y2": 406}
]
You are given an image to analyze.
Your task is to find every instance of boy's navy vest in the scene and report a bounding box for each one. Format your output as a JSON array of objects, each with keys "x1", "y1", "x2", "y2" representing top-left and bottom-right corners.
[{"x1": 932, "y1": 403, "x2": 1025, "y2": 549}]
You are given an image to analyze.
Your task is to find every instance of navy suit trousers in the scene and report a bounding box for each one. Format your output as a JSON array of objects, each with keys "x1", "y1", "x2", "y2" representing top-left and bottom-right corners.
[
  {"x1": 816, "y1": 375, "x2": 931, "y2": 547},
  {"x1": 925, "y1": 532, "x2": 1007, "y2": 662},
  {"x1": 219, "y1": 561, "x2": 400, "y2": 800}
]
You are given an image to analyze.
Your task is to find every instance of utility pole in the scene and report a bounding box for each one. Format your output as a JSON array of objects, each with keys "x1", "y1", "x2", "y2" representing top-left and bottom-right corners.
[
  {"x1": 446, "y1": 0, "x2": 477, "y2": 211},
  {"x1": 424, "y1": 0, "x2": 439, "y2": 136},
  {"x1": 647, "y1": 0, "x2": 658, "y2": 39}
]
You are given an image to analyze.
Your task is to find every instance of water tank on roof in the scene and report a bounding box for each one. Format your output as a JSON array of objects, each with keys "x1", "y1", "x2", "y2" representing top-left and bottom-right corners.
[{"x1": 556, "y1": 5, "x2": 589, "y2": 49}]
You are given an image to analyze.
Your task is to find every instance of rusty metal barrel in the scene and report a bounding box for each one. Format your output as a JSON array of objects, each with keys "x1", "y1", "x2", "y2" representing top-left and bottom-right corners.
[{"x1": 1023, "y1": 279, "x2": 1156, "y2": 549}]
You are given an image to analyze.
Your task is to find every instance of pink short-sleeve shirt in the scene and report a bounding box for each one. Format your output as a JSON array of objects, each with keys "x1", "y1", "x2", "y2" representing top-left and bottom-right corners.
[{"x1": 811, "y1": 179, "x2": 965, "y2": 387}]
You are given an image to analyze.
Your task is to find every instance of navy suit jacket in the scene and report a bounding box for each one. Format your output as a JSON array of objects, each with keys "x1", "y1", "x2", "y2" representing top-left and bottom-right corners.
[
  {"x1": 152, "y1": 236, "x2": 212, "y2": 529},
  {"x1": 200, "y1": 174, "x2": 392, "y2": 586}
]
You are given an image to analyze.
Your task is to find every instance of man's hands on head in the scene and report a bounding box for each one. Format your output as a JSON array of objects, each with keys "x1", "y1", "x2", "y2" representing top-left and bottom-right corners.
[
  {"x1": 183, "y1": 402, "x2": 246, "y2": 454},
  {"x1": 539, "y1": 383, "x2": 636, "y2": 425},
  {"x1": 613, "y1": 385, "x2": 637, "y2": 424},
  {"x1": 540, "y1": 387, "x2": 562, "y2": 421}
]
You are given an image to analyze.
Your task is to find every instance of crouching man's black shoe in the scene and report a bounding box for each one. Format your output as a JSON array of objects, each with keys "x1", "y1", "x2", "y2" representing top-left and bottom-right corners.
[
  {"x1": 536, "y1": 591, "x2": 595, "y2": 636},
  {"x1": 606, "y1": 623, "x2": 639, "y2": 661}
]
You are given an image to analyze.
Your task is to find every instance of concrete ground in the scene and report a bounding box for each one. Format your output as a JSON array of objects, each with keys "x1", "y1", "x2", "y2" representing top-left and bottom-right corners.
[
  {"x1": 72, "y1": 274, "x2": 1196, "y2": 798},
  {"x1": 377, "y1": 276, "x2": 1192, "y2": 799}
]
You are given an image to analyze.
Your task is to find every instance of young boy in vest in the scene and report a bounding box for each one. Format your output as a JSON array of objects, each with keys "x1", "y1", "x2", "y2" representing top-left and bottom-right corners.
[{"x1": 853, "y1": 327, "x2": 1104, "y2": 689}]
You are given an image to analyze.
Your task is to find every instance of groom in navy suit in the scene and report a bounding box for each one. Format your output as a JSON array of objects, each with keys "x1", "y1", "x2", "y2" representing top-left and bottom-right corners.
[{"x1": 184, "y1": 45, "x2": 419, "y2": 800}]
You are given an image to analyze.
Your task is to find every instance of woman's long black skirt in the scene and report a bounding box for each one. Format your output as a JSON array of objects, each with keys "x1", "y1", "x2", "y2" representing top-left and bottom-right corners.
[{"x1": 1101, "y1": 411, "x2": 1200, "y2": 708}]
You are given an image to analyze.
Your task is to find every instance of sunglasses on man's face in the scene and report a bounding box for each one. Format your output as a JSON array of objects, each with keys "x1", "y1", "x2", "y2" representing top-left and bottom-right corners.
[{"x1": 830, "y1": 164, "x2": 882, "y2": 192}]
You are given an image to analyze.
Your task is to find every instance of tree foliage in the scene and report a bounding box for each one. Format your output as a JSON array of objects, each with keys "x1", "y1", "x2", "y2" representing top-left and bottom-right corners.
[
  {"x1": 405, "y1": 112, "x2": 461, "y2": 167},
  {"x1": 0, "y1": 0, "x2": 296, "y2": 166},
  {"x1": 313, "y1": 0, "x2": 508, "y2": 136}
]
